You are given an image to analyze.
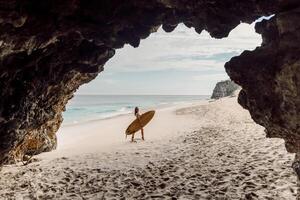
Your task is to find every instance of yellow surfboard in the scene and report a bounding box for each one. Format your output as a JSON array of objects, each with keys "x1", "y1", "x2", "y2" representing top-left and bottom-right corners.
[{"x1": 125, "y1": 110, "x2": 155, "y2": 135}]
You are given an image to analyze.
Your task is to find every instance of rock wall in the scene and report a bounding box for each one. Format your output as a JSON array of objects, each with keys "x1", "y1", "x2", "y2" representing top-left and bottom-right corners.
[
  {"x1": 1, "y1": 0, "x2": 300, "y2": 195},
  {"x1": 225, "y1": 8, "x2": 300, "y2": 154},
  {"x1": 211, "y1": 80, "x2": 240, "y2": 99}
]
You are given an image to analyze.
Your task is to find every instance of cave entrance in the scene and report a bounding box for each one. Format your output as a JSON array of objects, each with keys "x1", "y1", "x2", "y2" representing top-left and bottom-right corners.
[
  {"x1": 3, "y1": 1, "x2": 296, "y2": 196},
  {"x1": 54, "y1": 22, "x2": 261, "y2": 153}
]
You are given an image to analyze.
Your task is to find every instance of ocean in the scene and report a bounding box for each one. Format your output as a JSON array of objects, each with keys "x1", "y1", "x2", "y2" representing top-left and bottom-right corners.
[{"x1": 62, "y1": 95, "x2": 209, "y2": 125}]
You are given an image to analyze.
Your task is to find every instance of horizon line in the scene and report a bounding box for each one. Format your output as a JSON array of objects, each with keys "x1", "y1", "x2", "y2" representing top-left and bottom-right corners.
[{"x1": 75, "y1": 94, "x2": 211, "y2": 96}]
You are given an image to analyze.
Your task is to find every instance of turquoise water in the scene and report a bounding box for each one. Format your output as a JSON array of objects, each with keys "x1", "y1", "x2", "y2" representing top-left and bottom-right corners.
[{"x1": 62, "y1": 95, "x2": 209, "y2": 125}]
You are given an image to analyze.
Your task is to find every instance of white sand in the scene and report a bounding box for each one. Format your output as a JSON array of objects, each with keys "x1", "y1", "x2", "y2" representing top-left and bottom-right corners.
[
  {"x1": 0, "y1": 97, "x2": 297, "y2": 199},
  {"x1": 44, "y1": 103, "x2": 202, "y2": 159}
]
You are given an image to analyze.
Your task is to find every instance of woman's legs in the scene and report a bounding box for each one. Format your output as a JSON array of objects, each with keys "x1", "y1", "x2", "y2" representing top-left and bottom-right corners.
[
  {"x1": 131, "y1": 129, "x2": 144, "y2": 142},
  {"x1": 141, "y1": 128, "x2": 144, "y2": 140}
]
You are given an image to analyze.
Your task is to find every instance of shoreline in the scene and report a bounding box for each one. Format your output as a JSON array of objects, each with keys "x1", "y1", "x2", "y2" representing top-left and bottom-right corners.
[
  {"x1": 61, "y1": 99, "x2": 207, "y2": 127},
  {"x1": 62, "y1": 95, "x2": 209, "y2": 126}
]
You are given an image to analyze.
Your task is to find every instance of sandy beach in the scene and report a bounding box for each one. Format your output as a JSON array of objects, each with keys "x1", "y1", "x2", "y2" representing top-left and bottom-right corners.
[{"x1": 0, "y1": 97, "x2": 297, "y2": 199}]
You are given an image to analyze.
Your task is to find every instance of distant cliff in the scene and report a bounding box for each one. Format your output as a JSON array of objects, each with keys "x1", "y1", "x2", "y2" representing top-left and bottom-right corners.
[{"x1": 211, "y1": 80, "x2": 240, "y2": 99}]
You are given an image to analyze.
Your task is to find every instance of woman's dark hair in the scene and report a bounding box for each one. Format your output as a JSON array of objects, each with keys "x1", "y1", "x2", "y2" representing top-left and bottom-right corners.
[{"x1": 134, "y1": 107, "x2": 139, "y2": 115}]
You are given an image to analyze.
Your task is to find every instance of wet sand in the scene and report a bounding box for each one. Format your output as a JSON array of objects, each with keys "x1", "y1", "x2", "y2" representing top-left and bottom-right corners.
[{"x1": 0, "y1": 97, "x2": 297, "y2": 199}]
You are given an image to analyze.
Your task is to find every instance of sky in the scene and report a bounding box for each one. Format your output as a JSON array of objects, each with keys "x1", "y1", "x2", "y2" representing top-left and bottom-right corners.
[{"x1": 76, "y1": 22, "x2": 262, "y2": 95}]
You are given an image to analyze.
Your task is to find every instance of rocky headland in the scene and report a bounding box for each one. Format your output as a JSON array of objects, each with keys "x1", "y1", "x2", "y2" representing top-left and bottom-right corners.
[{"x1": 211, "y1": 80, "x2": 240, "y2": 99}]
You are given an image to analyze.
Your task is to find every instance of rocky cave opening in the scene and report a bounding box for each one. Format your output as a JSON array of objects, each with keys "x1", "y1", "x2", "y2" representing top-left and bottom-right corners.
[{"x1": 1, "y1": 0, "x2": 300, "y2": 197}]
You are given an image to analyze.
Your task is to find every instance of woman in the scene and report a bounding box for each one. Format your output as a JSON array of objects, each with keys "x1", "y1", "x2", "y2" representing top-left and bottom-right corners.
[{"x1": 132, "y1": 107, "x2": 144, "y2": 142}]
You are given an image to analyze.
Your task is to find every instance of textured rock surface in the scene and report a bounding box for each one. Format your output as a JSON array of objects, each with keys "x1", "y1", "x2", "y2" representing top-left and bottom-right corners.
[
  {"x1": 225, "y1": 7, "x2": 300, "y2": 154},
  {"x1": 211, "y1": 80, "x2": 240, "y2": 99},
  {"x1": 0, "y1": 0, "x2": 300, "y2": 192}
]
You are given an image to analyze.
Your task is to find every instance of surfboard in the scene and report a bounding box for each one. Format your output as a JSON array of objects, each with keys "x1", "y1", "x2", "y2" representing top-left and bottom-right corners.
[{"x1": 125, "y1": 110, "x2": 155, "y2": 135}]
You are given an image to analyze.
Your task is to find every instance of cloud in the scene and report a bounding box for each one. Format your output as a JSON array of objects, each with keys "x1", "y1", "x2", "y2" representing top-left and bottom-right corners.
[
  {"x1": 192, "y1": 74, "x2": 229, "y2": 81},
  {"x1": 154, "y1": 52, "x2": 239, "y2": 62},
  {"x1": 102, "y1": 79, "x2": 117, "y2": 84},
  {"x1": 77, "y1": 22, "x2": 261, "y2": 95},
  {"x1": 105, "y1": 22, "x2": 261, "y2": 73}
]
